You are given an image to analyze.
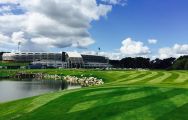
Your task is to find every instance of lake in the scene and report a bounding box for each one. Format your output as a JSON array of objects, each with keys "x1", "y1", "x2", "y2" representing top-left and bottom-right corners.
[{"x1": 0, "y1": 79, "x2": 81, "y2": 102}]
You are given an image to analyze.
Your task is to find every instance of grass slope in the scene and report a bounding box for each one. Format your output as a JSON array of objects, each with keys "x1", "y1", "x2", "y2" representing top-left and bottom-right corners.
[
  {"x1": 0, "y1": 62, "x2": 29, "y2": 67},
  {"x1": 0, "y1": 70, "x2": 188, "y2": 120}
]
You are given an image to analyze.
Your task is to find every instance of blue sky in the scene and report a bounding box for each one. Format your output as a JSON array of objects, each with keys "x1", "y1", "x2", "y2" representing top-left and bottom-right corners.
[
  {"x1": 0, "y1": 0, "x2": 188, "y2": 59},
  {"x1": 90, "y1": 0, "x2": 188, "y2": 53}
]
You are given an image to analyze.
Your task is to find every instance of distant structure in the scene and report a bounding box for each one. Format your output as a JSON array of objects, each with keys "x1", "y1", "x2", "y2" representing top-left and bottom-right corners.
[
  {"x1": 18, "y1": 42, "x2": 21, "y2": 52},
  {"x1": 97, "y1": 47, "x2": 101, "y2": 56},
  {"x1": 1, "y1": 52, "x2": 111, "y2": 69},
  {"x1": 0, "y1": 52, "x2": 10, "y2": 61},
  {"x1": 0, "y1": 52, "x2": 3, "y2": 61}
]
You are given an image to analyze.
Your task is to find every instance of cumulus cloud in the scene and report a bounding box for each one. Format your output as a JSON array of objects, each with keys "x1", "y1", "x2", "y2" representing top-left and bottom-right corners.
[
  {"x1": 0, "y1": 33, "x2": 16, "y2": 51},
  {"x1": 0, "y1": 0, "x2": 112, "y2": 51},
  {"x1": 0, "y1": 5, "x2": 12, "y2": 13},
  {"x1": 76, "y1": 41, "x2": 188, "y2": 60},
  {"x1": 0, "y1": 3, "x2": 24, "y2": 15},
  {"x1": 81, "y1": 38, "x2": 151, "y2": 60},
  {"x1": 0, "y1": 33, "x2": 11, "y2": 44},
  {"x1": 11, "y1": 31, "x2": 28, "y2": 44},
  {"x1": 159, "y1": 44, "x2": 188, "y2": 59},
  {"x1": 0, "y1": 31, "x2": 28, "y2": 45},
  {"x1": 0, "y1": 0, "x2": 18, "y2": 3},
  {"x1": 148, "y1": 39, "x2": 157, "y2": 44},
  {"x1": 120, "y1": 38, "x2": 151, "y2": 56},
  {"x1": 0, "y1": 14, "x2": 26, "y2": 33}
]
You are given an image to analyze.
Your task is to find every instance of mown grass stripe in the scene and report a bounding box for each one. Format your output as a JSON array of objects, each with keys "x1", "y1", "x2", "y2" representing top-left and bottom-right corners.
[
  {"x1": 69, "y1": 87, "x2": 171, "y2": 113},
  {"x1": 161, "y1": 72, "x2": 179, "y2": 83},
  {"x1": 124, "y1": 71, "x2": 158, "y2": 84},
  {"x1": 114, "y1": 72, "x2": 138, "y2": 81},
  {"x1": 173, "y1": 72, "x2": 188, "y2": 83},
  {"x1": 156, "y1": 100, "x2": 188, "y2": 120},
  {"x1": 103, "y1": 71, "x2": 139, "y2": 84},
  {"x1": 109, "y1": 91, "x2": 188, "y2": 120},
  {"x1": 108, "y1": 71, "x2": 143, "y2": 84},
  {"x1": 79, "y1": 87, "x2": 153, "y2": 103},
  {"x1": 84, "y1": 87, "x2": 142, "y2": 96},
  {"x1": 0, "y1": 90, "x2": 76, "y2": 120},
  {"x1": 56, "y1": 89, "x2": 185, "y2": 120},
  {"x1": 133, "y1": 71, "x2": 163, "y2": 84},
  {"x1": 118, "y1": 72, "x2": 149, "y2": 83},
  {"x1": 118, "y1": 71, "x2": 138, "y2": 79},
  {"x1": 177, "y1": 79, "x2": 188, "y2": 86},
  {"x1": 1, "y1": 70, "x2": 188, "y2": 120},
  {"x1": 148, "y1": 72, "x2": 172, "y2": 84}
]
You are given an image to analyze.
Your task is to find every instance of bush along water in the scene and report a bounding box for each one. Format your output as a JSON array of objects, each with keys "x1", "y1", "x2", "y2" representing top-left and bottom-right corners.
[{"x1": 43, "y1": 74, "x2": 104, "y2": 87}]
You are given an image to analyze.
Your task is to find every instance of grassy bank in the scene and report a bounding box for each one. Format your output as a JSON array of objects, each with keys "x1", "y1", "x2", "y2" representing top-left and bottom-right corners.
[
  {"x1": 0, "y1": 61, "x2": 29, "y2": 67},
  {"x1": 0, "y1": 69, "x2": 188, "y2": 120}
]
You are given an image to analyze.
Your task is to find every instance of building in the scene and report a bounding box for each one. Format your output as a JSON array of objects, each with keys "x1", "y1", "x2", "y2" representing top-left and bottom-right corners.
[
  {"x1": 65, "y1": 52, "x2": 84, "y2": 68},
  {"x1": 1, "y1": 52, "x2": 111, "y2": 68},
  {"x1": 0, "y1": 52, "x2": 10, "y2": 61},
  {"x1": 2, "y1": 52, "x2": 62, "y2": 62},
  {"x1": 81, "y1": 54, "x2": 110, "y2": 68}
]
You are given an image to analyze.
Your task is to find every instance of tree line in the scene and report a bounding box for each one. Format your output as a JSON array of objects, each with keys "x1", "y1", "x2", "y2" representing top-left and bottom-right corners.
[{"x1": 109, "y1": 55, "x2": 188, "y2": 70}]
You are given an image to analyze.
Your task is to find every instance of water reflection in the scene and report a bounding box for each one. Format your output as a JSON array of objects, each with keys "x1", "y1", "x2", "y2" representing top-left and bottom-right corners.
[{"x1": 0, "y1": 79, "x2": 81, "y2": 102}]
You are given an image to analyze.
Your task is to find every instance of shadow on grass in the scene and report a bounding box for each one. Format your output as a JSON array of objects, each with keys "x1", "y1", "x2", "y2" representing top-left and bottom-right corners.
[
  {"x1": 15, "y1": 86, "x2": 188, "y2": 120},
  {"x1": 156, "y1": 102, "x2": 188, "y2": 120}
]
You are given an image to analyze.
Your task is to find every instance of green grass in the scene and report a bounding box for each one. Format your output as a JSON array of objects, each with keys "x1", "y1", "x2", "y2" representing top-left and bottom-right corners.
[
  {"x1": 0, "y1": 61, "x2": 29, "y2": 67},
  {"x1": 0, "y1": 69, "x2": 188, "y2": 120}
]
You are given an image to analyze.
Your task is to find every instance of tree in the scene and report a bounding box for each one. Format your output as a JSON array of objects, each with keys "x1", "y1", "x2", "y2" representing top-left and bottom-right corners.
[
  {"x1": 184, "y1": 61, "x2": 188, "y2": 70},
  {"x1": 150, "y1": 57, "x2": 175, "y2": 69},
  {"x1": 172, "y1": 55, "x2": 188, "y2": 70},
  {"x1": 134, "y1": 57, "x2": 150, "y2": 68},
  {"x1": 109, "y1": 60, "x2": 121, "y2": 68},
  {"x1": 120, "y1": 57, "x2": 135, "y2": 68},
  {"x1": 119, "y1": 57, "x2": 150, "y2": 69}
]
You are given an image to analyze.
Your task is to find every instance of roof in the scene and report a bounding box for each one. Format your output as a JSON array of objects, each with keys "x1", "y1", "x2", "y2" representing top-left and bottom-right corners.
[
  {"x1": 66, "y1": 52, "x2": 82, "y2": 58},
  {"x1": 2, "y1": 53, "x2": 16, "y2": 56}
]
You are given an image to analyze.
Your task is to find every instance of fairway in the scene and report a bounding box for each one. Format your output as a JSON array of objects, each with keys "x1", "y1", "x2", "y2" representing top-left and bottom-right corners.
[{"x1": 0, "y1": 70, "x2": 188, "y2": 120}]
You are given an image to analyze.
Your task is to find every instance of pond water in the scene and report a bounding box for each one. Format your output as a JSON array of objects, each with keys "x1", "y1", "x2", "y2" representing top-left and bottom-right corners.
[{"x1": 0, "y1": 79, "x2": 81, "y2": 102}]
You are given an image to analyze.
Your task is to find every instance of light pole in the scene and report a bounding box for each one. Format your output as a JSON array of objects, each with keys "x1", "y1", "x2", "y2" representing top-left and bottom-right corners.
[
  {"x1": 18, "y1": 42, "x2": 21, "y2": 52},
  {"x1": 97, "y1": 47, "x2": 101, "y2": 56}
]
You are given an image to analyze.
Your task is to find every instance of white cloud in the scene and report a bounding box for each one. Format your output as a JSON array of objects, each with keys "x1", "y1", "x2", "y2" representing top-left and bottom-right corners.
[
  {"x1": 79, "y1": 38, "x2": 151, "y2": 60},
  {"x1": 0, "y1": 0, "x2": 18, "y2": 3},
  {"x1": 0, "y1": 3, "x2": 24, "y2": 15},
  {"x1": 11, "y1": 31, "x2": 28, "y2": 44},
  {"x1": 159, "y1": 44, "x2": 188, "y2": 59},
  {"x1": 101, "y1": 0, "x2": 127, "y2": 6},
  {"x1": 0, "y1": 0, "x2": 112, "y2": 51},
  {"x1": 0, "y1": 14, "x2": 26, "y2": 33},
  {"x1": 120, "y1": 38, "x2": 151, "y2": 56},
  {"x1": 0, "y1": 33, "x2": 11, "y2": 44},
  {"x1": 100, "y1": 52, "x2": 123, "y2": 60},
  {"x1": 0, "y1": 32, "x2": 28, "y2": 45},
  {"x1": 0, "y1": 32, "x2": 45, "y2": 52},
  {"x1": 0, "y1": 6, "x2": 12, "y2": 13},
  {"x1": 148, "y1": 39, "x2": 157, "y2": 44},
  {"x1": 0, "y1": 33, "x2": 16, "y2": 51}
]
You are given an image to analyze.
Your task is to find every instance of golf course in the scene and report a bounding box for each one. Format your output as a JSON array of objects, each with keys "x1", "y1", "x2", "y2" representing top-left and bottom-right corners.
[{"x1": 0, "y1": 69, "x2": 188, "y2": 120}]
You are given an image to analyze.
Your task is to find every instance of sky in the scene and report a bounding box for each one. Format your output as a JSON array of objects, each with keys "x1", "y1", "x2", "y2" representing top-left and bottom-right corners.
[{"x1": 0, "y1": 0, "x2": 188, "y2": 60}]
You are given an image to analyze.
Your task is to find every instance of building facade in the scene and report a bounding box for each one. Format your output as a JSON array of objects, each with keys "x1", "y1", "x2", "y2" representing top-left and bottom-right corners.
[
  {"x1": 1, "y1": 52, "x2": 111, "y2": 68},
  {"x1": 81, "y1": 54, "x2": 109, "y2": 68},
  {"x1": 2, "y1": 52, "x2": 62, "y2": 62}
]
